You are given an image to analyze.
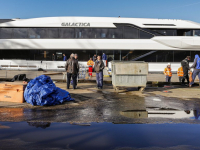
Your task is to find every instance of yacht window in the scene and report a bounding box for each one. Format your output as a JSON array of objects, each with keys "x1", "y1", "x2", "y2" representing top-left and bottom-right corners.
[
  {"x1": 0, "y1": 28, "x2": 12, "y2": 39},
  {"x1": 13, "y1": 28, "x2": 28, "y2": 38},
  {"x1": 194, "y1": 30, "x2": 200, "y2": 36},
  {"x1": 28, "y1": 28, "x2": 48, "y2": 38},
  {"x1": 59, "y1": 28, "x2": 75, "y2": 38},
  {"x1": 123, "y1": 26, "x2": 139, "y2": 39}
]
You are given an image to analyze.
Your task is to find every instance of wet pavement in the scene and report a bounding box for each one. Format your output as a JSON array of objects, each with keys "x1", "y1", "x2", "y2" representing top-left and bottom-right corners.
[{"x1": 1, "y1": 83, "x2": 200, "y2": 149}]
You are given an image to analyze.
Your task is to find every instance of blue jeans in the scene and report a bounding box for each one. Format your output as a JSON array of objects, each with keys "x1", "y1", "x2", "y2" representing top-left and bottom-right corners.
[
  {"x1": 190, "y1": 69, "x2": 200, "y2": 85},
  {"x1": 96, "y1": 72, "x2": 103, "y2": 88},
  {"x1": 165, "y1": 76, "x2": 171, "y2": 82}
]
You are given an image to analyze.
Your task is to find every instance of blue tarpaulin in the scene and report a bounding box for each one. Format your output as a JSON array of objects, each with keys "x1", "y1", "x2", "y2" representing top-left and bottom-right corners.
[{"x1": 24, "y1": 75, "x2": 74, "y2": 106}]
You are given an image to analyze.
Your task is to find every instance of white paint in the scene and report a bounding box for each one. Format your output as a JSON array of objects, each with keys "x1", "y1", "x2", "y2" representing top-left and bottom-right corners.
[{"x1": 0, "y1": 39, "x2": 177, "y2": 50}]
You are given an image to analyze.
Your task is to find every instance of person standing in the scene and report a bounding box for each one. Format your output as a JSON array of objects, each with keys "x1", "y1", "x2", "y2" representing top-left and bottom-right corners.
[
  {"x1": 65, "y1": 53, "x2": 79, "y2": 89},
  {"x1": 94, "y1": 55, "x2": 105, "y2": 89},
  {"x1": 181, "y1": 56, "x2": 191, "y2": 85},
  {"x1": 52, "y1": 54, "x2": 56, "y2": 61},
  {"x1": 102, "y1": 53, "x2": 107, "y2": 67},
  {"x1": 93, "y1": 54, "x2": 97, "y2": 62},
  {"x1": 74, "y1": 54, "x2": 79, "y2": 88},
  {"x1": 177, "y1": 66, "x2": 184, "y2": 83},
  {"x1": 163, "y1": 63, "x2": 172, "y2": 82},
  {"x1": 63, "y1": 54, "x2": 67, "y2": 61},
  {"x1": 189, "y1": 54, "x2": 200, "y2": 87},
  {"x1": 87, "y1": 57, "x2": 94, "y2": 79}
]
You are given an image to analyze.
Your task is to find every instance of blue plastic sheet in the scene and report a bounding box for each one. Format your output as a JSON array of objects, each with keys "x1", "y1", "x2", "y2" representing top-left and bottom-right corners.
[{"x1": 24, "y1": 75, "x2": 74, "y2": 106}]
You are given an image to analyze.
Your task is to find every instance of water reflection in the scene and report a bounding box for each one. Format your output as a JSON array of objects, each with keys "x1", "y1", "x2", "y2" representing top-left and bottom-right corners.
[
  {"x1": 1, "y1": 122, "x2": 200, "y2": 150},
  {"x1": 193, "y1": 110, "x2": 200, "y2": 120},
  {"x1": 120, "y1": 108, "x2": 200, "y2": 120},
  {"x1": 27, "y1": 122, "x2": 51, "y2": 129}
]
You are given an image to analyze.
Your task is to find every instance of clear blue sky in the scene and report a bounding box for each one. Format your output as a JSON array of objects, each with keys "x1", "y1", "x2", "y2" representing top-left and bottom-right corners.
[{"x1": 0, "y1": 0, "x2": 200, "y2": 23}]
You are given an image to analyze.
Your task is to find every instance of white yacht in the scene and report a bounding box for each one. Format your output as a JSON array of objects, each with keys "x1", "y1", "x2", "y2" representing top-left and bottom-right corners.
[{"x1": 0, "y1": 16, "x2": 200, "y2": 62}]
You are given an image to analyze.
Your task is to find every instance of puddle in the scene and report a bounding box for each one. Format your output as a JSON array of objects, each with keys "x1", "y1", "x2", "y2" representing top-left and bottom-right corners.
[
  {"x1": 0, "y1": 124, "x2": 10, "y2": 129},
  {"x1": 1, "y1": 122, "x2": 200, "y2": 150},
  {"x1": 152, "y1": 98, "x2": 161, "y2": 101},
  {"x1": 118, "y1": 93, "x2": 126, "y2": 95},
  {"x1": 121, "y1": 107, "x2": 200, "y2": 120},
  {"x1": 120, "y1": 110, "x2": 148, "y2": 118}
]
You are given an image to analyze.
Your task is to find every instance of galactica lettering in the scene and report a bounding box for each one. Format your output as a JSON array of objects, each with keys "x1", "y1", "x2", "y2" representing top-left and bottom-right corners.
[{"x1": 61, "y1": 22, "x2": 90, "y2": 27}]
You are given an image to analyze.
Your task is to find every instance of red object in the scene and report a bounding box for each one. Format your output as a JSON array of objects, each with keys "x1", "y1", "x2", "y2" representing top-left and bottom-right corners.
[{"x1": 89, "y1": 67, "x2": 93, "y2": 76}]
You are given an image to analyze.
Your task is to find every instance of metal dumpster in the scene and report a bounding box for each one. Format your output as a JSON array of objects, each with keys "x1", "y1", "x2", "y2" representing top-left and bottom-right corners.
[{"x1": 111, "y1": 61, "x2": 148, "y2": 91}]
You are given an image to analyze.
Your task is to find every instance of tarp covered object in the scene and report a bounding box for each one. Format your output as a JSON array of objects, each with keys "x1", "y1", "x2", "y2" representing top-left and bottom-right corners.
[{"x1": 24, "y1": 75, "x2": 74, "y2": 106}]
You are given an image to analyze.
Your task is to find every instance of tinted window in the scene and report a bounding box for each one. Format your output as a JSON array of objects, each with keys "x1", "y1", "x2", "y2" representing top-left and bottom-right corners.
[
  {"x1": 139, "y1": 30, "x2": 154, "y2": 39},
  {"x1": 59, "y1": 28, "x2": 74, "y2": 38},
  {"x1": 108, "y1": 27, "x2": 123, "y2": 39},
  {"x1": 13, "y1": 28, "x2": 28, "y2": 38},
  {"x1": 48, "y1": 28, "x2": 59, "y2": 38},
  {"x1": 75, "y1": 28, "x2": 91, "y2": 38},
  {"x1": 124, "y1": 26, "x2": 138, "y2": 39},
  {"x1": 150, "y1": 29, "x2": 177, "y2": 36},
  {"x1": 91, "y1": 28, "x2": 110, "y2": 38},
  {"x1": 194, "y1": 30, "x2": 200, "y2": 36},
  {"x1": 185, "y1": 30, "x2": 192, "y2": 36},
  {"x1": 0, "y1": 28, "x2": 12, "y2": 39},
  {"x1": 28, "y1": 28, "x2": 48, "y2": 38}
]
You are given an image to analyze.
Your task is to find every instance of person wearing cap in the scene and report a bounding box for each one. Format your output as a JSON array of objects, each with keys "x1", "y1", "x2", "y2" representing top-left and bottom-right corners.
[
  {"x1": 181, "y1": 56, "x2": 191, "y2": 85},
  {"x1": 163, "y1": 63, "x2": 172, "y2": 82},
  {"x1": 177, "y1": 66, "x2": 184, "y2": 83}
]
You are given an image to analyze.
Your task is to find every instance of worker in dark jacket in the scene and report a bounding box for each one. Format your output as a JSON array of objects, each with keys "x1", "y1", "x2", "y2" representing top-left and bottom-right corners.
[
  {"x1": 181, "y1": 56, "x2": 191, "y2": 85},
  {"x1": 93, "y1": 54, "x2": 97, "y2": 62},
  {"x1": 65, "y1": 53, "x2": 79, "y2": 89},
  {"x1": 94, "y1": 55, "x2": 105, "y2": 89},
  {"x1": 74, "y1": 53, "x2": 79, "y2": 88},
  {"x1": 189, "y1": 54, "x2": 200, "y2": 87}
]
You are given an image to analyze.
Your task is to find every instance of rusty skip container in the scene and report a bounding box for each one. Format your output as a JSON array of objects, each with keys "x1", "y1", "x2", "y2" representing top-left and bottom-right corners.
[{"x1": 111, "y1": 61, "x2": 148, "y2": 91}]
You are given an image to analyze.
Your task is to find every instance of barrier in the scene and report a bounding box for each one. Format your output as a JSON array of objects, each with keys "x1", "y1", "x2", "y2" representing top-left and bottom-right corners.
[{"x1": 0, "y1": 59, "x2": 194, "y2": 73}]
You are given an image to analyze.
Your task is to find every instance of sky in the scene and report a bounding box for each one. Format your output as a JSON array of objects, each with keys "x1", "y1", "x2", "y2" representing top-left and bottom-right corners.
[{"x1": 0, "y1": 0, "x2": 200, "y2": 23}]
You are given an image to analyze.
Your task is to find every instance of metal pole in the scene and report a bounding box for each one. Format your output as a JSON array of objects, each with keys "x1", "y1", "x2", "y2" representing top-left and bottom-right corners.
[{"x1": 113, "y1": 51, "x2": 115, "y2": 60}]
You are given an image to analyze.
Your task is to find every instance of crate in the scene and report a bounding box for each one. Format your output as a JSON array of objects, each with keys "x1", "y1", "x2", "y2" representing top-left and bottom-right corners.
[
  {"x1": 0, "y1": 82, "x2": 26, "y2": 103},
  {"x1": 0, "y1": 82, "x2": 26, "y2": 91},
  {"x1": 0, "y1": 90, "x2": 25, "y2": 103}
]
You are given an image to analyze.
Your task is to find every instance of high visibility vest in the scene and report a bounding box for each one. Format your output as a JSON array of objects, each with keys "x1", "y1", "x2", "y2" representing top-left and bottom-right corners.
[
  {"x1": 87, "y1": 60, "x2": 94, "y2": 67},
  {"x1": 177, "y1": 67, "x2": 184, "y2": 77},
  {"x1": 164, "y1": 67, "x2": 172, "y2": 77}
]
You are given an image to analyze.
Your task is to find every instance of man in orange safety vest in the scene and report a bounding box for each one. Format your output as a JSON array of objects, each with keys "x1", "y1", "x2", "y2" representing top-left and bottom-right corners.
[
  {"x1": 177, "y1": 66, "x2": 184, "y2": 83},
  {"x1": 164, "y1": 63, "x2": 172, "y2": 82}
]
